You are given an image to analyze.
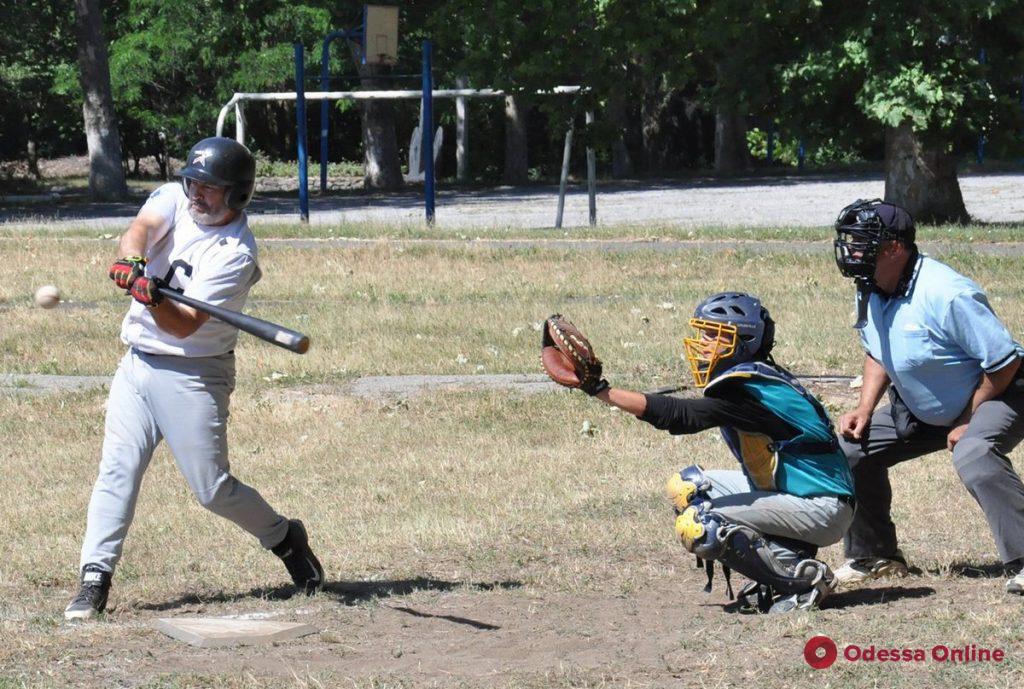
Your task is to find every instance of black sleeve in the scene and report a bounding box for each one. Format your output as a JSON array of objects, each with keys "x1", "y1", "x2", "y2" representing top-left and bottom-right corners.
[{"x1": 640, "y1": 388, "x2": 798, "y2": 440}]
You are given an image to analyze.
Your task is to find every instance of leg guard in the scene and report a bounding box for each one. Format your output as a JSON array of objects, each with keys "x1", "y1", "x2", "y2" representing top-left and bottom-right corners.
[
  {"x1": 674, "y1": 504, "x2": 726, "y2": 560},
  {"x1": 665, "y1": 464, "x2": 713, "y2": 513},
  {"x1": 717, "y1": 523, "x2": 835, "y2": 600},
  {"x1": 675, "y1": 507, "x2": 834, "y2": 607}
]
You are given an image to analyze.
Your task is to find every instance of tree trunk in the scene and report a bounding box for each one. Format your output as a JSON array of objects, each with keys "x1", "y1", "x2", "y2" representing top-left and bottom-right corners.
[
  {"x1": 884, "y1": 121, "x2": 968, "y2": 223},
  {"x1": 607, "y1": 96, "x2": 634, "y2": 178},
  {"x1": 503, "y1": 96, "x2": 529, "y2": 185},
  {"x1": 355, "y1": 61, "x2": 403, "y2": 190},
  {"x1": 156, "y1": 130, "x2": 169, "y2": 180},
  {"x1": 639, "y1": 72, "x2": 668, "y2": 173},
  {"x1": 73, "y1": 0, "x2": 127, "y2": 200},
  {"x1": 26, "y1": 139, "x2": 40, "y2": 180},
  {"x1": 712, "y1": 60, "x2": 749, "y2": 174},
  {"x1": 713, "y1": 108, "x2": 748, "y2": 173}
]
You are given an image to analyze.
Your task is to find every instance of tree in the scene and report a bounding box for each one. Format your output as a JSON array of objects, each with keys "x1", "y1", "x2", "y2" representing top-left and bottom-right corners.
[
  {"x1": 74, "y1": 0, "x2": 127, "y2": 200},
  {"x1": 428, "y1": 0, "x2": 608, "y2": 182},
  {"x1": 681, "y1": 0, "x2": 825, "y2": 173},
  {"x1": 780, "y1": 1, "x2": 1024, "y2": 222},
  {"x1": 598, "y1": 0, "x2": 695, "y2": 174},
  {"x1": 0, "y1": 0, "x2": 83, "y2": 174}
]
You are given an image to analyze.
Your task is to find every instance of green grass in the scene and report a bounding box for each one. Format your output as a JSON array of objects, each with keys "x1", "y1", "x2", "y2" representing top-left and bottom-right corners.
[
  {"x1": 2, "y1": 231, "x2": 1024, "y2": 687},
  {"x1": 3, "y1": 239, "x2": 1024, "y2": 382}
]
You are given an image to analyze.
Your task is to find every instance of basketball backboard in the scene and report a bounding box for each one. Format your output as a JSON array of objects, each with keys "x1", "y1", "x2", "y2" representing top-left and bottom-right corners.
[{"x1": 363, "y1": 5, "x2": 399, "y2": 65}]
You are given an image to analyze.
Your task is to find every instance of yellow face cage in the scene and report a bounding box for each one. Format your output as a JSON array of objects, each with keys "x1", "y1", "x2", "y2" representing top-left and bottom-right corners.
[{"x1": 683, "y1": 318, "x2": 738, "y2": 388}]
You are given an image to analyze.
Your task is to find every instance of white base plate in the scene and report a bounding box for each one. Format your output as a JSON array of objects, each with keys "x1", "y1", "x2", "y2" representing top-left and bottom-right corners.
[{"x1": 153, "y1": 617, "x2": 318, "y2": 648}]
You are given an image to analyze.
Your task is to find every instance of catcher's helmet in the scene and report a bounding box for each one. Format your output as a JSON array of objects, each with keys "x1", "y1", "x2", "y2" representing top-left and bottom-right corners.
[
  {"x1": 176, "y1": 137, "x2": 256, "y2": 211},
  {"x1": 833, "y1": 199, "x2": 915, "y2": 280},
  {"x1": 684, "y1": 292, "x2": 775, "y2": 387}
]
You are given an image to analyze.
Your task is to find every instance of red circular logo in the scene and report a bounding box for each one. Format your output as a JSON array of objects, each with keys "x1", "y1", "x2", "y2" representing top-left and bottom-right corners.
[{"x1": 804, "y1": 635, "x2": 838, "y2": 669}]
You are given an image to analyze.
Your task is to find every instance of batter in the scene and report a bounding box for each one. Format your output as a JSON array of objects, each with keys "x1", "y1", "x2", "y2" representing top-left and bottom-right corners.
[{"x1": 65, "y1": 137, "x2": 324, "y2": 621}]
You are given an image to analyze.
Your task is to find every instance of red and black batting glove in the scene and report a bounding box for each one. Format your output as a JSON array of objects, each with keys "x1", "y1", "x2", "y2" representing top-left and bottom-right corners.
[
  {"x1": 129, "y1": 276, "x2": 165, "y2": 308},
  {"x1": 109, "y1": 256, "x2": 147, "y2": 289}
]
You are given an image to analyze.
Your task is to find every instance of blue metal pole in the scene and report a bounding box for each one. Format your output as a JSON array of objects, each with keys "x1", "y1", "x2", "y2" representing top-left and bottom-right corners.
[
  {"x1": 295, "y1": 42, "x2": 309, "y2": 223},
  {"x1": 422, "y1": 40, "x2": 435, "y2": 225},
  {"x1": 797, "y1": 139, "x2": 805, "y2": 172}
]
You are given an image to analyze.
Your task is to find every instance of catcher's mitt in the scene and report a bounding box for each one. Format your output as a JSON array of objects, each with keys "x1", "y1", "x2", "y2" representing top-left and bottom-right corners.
[{"x1": 541, "y1": 314, "x2": 609, "y2": 396}]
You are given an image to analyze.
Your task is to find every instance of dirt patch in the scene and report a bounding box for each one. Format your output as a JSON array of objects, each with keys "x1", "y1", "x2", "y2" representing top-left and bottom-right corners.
[
  {"x1": 38, "y1": 568, "x2": 1021, "y2": 688},
  {"x1": 0, "y1": 373, "x2": 110, "y2": 395}
]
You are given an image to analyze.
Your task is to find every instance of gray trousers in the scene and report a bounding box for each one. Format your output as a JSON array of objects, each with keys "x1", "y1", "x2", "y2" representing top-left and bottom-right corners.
[
  {"x1": 705, "y1": 469, "x2": 853, "y2": 567},
  {"x1": 841, "y1": 380, "x2": 1024, "y2": 564},
  {"x1": 80, "y1": 349, "x2": 289, "y2": 572}
]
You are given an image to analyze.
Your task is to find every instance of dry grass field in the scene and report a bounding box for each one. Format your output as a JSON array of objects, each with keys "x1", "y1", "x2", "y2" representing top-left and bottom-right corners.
[{"x1": 2, "y1": 228, "x2": 1024, "y2": 687}]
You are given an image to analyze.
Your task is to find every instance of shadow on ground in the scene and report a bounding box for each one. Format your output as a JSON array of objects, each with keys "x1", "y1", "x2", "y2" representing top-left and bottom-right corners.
[
  {"x1": 135, "y1": 576, "x2": 523, "y2": 612},
  {"x1": 934, "y1": 561, "x2": 1013, "y2": 578},
  {"x1": 823, "y1": 585, "x2": 936, "y2": 610},
  {"x1": 704, "y1": 584, "x2": 937, "y2": 615}
]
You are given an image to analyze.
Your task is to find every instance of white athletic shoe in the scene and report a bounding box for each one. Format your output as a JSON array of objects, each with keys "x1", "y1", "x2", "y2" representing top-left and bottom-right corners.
[
  {"x1": 834, "y1": 551, "x2": 909, "y2": 587},
  {"x1": 1006, "y1": 572, "x2": 1024, "y2": 595}
]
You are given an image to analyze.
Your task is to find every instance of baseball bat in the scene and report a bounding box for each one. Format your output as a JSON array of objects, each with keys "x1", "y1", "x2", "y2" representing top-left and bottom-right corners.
[{"x1": 155, "y1": 286, "x2": 310, "y2": 354}]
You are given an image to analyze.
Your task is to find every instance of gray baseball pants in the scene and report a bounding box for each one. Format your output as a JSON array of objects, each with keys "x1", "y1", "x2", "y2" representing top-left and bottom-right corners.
[
  {"x1": 79, "y1": 349, "x2": 289, "y2": 572},
  {"x1": 841, "y1": 380, "x2": 1024, "y2": 564},
  {"x1": 705, "y1": 469, "x2": 854, "y2": 567}
]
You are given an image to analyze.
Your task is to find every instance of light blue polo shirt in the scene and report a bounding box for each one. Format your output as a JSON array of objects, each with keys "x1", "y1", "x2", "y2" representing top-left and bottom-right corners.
[{"x1": 859, "y1": 254, "x2": 1023, "y2": 426}]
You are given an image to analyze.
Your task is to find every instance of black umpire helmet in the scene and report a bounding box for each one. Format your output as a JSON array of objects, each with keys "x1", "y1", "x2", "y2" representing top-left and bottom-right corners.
[
  {"x1": 833, "y1": 199, "x2": 915, "y2": 280},
  {"x1": 176, "y1": 137, "x2": 257, "y2": 211}
]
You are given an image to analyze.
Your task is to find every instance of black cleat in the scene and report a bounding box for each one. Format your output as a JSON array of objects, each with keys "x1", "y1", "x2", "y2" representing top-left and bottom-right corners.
[
  {"x1": 64, "y1": 564, "x2": 112, "y2": 621},
  {"x1": 736, "y1": 581, "x2": 776, "y2": 614},
  {"x1": 271, "y1": 519, "x2": 324, "y2": 595}
]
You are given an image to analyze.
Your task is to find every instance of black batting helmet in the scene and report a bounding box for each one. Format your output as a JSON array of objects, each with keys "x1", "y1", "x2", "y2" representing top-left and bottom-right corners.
[{"x1": 176, "y1": 137, "x2": 257, "y2": 211}]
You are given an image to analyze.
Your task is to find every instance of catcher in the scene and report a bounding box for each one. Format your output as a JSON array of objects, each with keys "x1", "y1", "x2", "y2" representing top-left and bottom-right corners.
[{"x1": 541, "y1": 292, "x2": 855, "y2": 613}]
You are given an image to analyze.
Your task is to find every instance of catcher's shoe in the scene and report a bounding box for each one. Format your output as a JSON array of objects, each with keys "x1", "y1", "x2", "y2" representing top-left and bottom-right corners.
[
  {"x1": 834, "y1": 550, "x2": 909, "y2": 587},
  {"x1": 1006, "y1": 558, "x2": 1024, "y2": 595},
  {"x1": 736, "y1": 581, "x2": 776, "y2": 614},
  {"x1": 64, "y1": 564, "x2": 112, "y2": 621},
  {"x1": 272, "y1": 519, "x2": 324, "y2": 595},
  {"x1": 768, "y1": 589, "x2": 825, "y2": 614}
]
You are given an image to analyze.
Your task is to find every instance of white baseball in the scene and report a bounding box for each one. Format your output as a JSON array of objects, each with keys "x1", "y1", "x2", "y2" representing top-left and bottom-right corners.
[{"x1": 34, "y1": 285, "x2": 61, "y2": 309}]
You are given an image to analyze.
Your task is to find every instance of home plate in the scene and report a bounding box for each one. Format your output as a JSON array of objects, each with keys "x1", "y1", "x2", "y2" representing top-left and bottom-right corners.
[{"x1": 154, "y1": 617, "x2": 318, "y2": 648}]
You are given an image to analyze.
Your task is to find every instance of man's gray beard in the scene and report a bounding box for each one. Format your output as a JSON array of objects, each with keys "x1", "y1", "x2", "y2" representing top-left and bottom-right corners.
[{"x1": 188, "y1": 204, "x2": 230, "y2": 226}]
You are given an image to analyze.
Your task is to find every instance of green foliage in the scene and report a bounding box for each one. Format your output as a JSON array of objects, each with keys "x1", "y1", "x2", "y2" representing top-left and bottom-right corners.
[
  {"x1": 4, "y1": 0, "x2": 1024, "y2": 183},
  {"x1": 746, "y1": 128, "x2": 864, "y2": 167},
  {"x1": 779, "y1": 1, "x2": 1024, "y2": 145},
  {"x1": 0, "y1": 0, "x2": 81, "y2": 158}
]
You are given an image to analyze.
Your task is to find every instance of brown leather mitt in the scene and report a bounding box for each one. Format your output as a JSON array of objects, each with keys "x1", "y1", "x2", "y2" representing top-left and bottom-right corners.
[{"x1": 541, "y1": 314, "x2": 610, "y2": 396}]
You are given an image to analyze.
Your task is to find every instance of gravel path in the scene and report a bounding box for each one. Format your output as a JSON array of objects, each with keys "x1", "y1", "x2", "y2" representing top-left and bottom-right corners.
[{"x1": 3, "y1": 172, "x2": 1023, "y2": 230}]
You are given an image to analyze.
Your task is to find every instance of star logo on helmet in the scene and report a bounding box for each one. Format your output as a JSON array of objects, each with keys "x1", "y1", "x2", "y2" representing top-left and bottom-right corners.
[{"x1": 192, "y1": 151, "x2": 211, "y2": 167}]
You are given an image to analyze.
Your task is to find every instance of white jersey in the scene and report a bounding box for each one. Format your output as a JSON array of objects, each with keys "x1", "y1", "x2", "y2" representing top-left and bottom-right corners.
[{"x1": 120, "y1": 183, "x2": 262, "y2": 357}]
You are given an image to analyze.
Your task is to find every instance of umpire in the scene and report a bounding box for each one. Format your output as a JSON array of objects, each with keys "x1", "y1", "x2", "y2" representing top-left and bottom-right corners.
[{"x1": 832, "y1": 199, "x2": 1024, "y2": 595}]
